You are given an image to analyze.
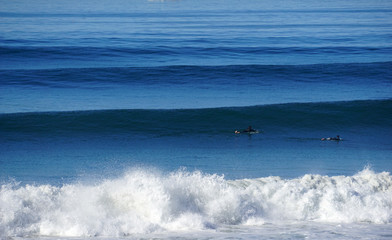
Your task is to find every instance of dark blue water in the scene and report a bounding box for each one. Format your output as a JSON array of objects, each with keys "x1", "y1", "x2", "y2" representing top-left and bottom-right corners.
[
  {"x1": 1, "y1": 100, "x2": 392, "y2": 183},
  {"x1": 1, "y1": 63, "x2": 392, "y2": 112},
  {"x1": 1, "y1": 0, "x2": 392, "y2": 238}
]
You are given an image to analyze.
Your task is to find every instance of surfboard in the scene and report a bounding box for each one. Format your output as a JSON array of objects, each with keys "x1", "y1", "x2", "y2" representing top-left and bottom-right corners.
[{"x1": 321, "y1": 137, "x2": 342, "y2": 141}]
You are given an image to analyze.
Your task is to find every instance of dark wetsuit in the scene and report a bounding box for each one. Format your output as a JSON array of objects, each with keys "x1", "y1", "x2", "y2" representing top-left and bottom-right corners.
[{"x1": 243, "y1": 126, "x2": 256, "y2": 133}]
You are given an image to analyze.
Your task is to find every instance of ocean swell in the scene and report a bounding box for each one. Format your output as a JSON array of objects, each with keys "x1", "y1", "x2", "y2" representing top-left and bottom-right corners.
[
  {"x1": 1, "y1": 168, "x2": 391, "y2": 237},
  {"x1": 1, "y1": 100, "x2": 391, "y2": 137}
]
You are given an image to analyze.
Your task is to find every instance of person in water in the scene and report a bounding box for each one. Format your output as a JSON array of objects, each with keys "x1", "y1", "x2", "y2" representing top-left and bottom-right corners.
[
  {"x1": 331, "y1": 135, "x2": 341, "y2": 141},
  {"x1": 322, "y1": 135, "x2": 341, "y2": 141},
  {"x1": 243, "y1": 126, "x2": 256, "y2": 133},
  {"x1": 235, "y1": 126, "x2": 257, "y2": 134}
]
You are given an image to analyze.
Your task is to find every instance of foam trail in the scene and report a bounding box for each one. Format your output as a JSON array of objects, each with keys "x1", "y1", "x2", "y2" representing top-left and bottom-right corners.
[{"x1": 1, "y1": 168, "x2": 391, "y2": 237}]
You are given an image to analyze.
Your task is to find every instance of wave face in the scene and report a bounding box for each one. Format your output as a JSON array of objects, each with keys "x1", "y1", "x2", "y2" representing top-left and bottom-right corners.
[
  {"x1": 1, "y1": 168, "x2": 391, "y2": 237},
  {"x1": 1, "y1": 100, "x2": 391, "y2": 137}
]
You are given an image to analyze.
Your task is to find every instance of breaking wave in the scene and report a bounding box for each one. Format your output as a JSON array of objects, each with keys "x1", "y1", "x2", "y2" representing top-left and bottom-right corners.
[{"x1": 1, "y1": 168, "x2": 391, "y2": 237}]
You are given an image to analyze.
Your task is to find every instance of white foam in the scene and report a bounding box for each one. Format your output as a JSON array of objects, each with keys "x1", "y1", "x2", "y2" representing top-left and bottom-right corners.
[{"x1": 1, "y1": 168, "x2": 391, "y2": 237}]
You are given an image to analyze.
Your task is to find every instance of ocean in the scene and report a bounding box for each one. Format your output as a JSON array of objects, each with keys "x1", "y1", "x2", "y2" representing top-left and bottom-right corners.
[{"x1": 1, "y1": 0, "x2": 392, "y2": 239}]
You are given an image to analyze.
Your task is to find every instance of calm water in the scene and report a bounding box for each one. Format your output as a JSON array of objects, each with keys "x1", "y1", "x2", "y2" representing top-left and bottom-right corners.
[{"x1": 1, "y1": 0, "x2": 392, "y2": 239}]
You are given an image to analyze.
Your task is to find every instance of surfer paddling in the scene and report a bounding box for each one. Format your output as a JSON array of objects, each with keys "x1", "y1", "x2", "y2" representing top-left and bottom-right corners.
[
  {"x1": 235, "y1": 126, "x2": 259, "y2": 134},
  {"x1": 321, "y1": 135, "x2": 342, "y2": 141}
]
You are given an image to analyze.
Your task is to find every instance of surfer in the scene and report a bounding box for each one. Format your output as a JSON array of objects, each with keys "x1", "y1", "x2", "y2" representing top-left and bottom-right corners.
[
  {"x1": 331, "y1": 135, "x2": 341, "y2": 141},
  {"x1": 321, "y1": 135, "x2": 341, "y2": 141},
  {"x1": 243, "y1": 126, "x2": 256, "y2": 133},
  {"x1": 235, "y1": 126, "x2": 258, "y2": 134}
]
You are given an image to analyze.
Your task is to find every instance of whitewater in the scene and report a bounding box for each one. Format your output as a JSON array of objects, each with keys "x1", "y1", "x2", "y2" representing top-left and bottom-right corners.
[{"x1": 1, "y1": 168, "x2": 391, "y2": 239}]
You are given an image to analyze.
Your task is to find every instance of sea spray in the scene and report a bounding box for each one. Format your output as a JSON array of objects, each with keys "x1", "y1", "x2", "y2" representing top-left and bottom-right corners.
[{"x1": 1, "y1": 168, "x2": 391, "y2": 237}]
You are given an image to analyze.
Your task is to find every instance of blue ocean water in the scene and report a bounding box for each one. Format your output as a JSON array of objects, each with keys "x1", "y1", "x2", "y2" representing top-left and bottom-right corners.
[{"x1": 1, "y1": 0, "x2": 392, "y2": 239}]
